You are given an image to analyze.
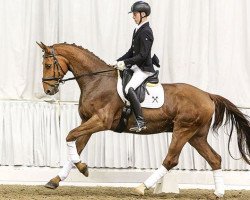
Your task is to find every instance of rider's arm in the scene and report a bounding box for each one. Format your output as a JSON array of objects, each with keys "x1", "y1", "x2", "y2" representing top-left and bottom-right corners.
[
  {"x1": 117, "y1": 47, "x2": 133, "y2": 61},
  {"x1": 122, "y1": 30, "x2": 153, "y2": 68}
]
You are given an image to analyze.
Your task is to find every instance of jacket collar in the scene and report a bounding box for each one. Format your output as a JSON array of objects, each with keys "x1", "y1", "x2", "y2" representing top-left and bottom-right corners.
[
  {"x1": 133, "y1": 22, "x2": 149, "y2": 39},
  {"x1": 136, "y1": 20, "x2": 149, "y2": 32}
]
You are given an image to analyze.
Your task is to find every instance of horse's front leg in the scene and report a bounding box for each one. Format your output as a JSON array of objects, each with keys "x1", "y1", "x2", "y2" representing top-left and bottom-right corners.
[
  {"x1": 45, "y1": 113, "x2": 110, "y2": 189},
  {"x1": 65, "y1": 114, "x2": 109, "y2": 171},
  {"x1": 45, "y1": 132, "x2": 92, "y2": 189}
]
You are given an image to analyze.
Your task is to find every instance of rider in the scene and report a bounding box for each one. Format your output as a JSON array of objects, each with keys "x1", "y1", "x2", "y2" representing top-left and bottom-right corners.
[{"x1": 113, "y1": 1, "x2": 155, "y2": 132}]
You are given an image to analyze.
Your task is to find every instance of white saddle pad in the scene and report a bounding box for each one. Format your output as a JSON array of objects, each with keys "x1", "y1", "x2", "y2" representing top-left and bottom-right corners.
[{"x1": 117, "y1": 73, "x2": 164, "y2": 109}]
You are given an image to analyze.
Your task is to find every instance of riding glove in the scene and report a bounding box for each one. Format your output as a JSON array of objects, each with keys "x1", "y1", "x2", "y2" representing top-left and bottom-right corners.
[{"x1": 113, "y1": 61, "x2": 126, "y2": 71}]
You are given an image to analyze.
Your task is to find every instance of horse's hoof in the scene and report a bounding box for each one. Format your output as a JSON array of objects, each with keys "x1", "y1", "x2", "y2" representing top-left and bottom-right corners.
[
  {"x1": 44, "y1": 181, "x2": 59, "y2": 189},
  {"x1": 132, "y1": 183, "x2": 146, "y2": 195},
  {"x1": 214, "y1": 191, "x2": 224, "y2": 198},
  {"x1": 80, "y1": 165, "x2": 89, "y2": 177}
]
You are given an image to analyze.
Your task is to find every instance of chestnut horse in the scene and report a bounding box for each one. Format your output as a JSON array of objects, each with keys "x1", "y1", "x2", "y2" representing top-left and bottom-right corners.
[{"x1": 37, "y1": 42, "x2": 250, "y2": 196}]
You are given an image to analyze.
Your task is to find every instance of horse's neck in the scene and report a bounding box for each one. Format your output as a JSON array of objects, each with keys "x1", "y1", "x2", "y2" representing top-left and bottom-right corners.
[
  {"x1": 55, "y1": 45, "x2": 115, "y2": 91},
  {"x1": 56, "y1": 45, "x2": 107, "y2": 72}
]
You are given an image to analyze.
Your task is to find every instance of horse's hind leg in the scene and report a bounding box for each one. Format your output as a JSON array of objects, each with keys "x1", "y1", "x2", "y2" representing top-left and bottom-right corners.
[
  {"x1": 45, "y1": 134, "x2": 92, "y2": 189},
  {"x1": 188, "y1": 122, "x2": 224, "y2": 197},
  {"x1": 134, "y1": 124, "x2": 198, "y2": 195},
  {"x1": 189, "y1": 123, "x2": 221, "y2": 170}
]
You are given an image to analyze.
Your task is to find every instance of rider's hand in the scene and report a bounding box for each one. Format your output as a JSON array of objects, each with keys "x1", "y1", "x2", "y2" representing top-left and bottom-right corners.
[{"x1": 115, "y1": 61, "x2": 126, "y2": 71}]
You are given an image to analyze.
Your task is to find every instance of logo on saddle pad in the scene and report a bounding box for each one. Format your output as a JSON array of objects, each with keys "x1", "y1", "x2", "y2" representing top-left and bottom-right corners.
[{"x1": 117, "y1": 71, "x2": 164, "y2": 109}]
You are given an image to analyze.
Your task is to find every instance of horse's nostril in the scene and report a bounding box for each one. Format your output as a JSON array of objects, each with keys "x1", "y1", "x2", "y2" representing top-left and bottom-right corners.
[{"x1": 46, "y1": 89, "x2": 51, "y2": 94}]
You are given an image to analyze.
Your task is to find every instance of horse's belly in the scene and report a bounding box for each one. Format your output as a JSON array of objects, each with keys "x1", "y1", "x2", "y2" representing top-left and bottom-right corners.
[{"x1": 125, "y1": 119, "x2": 173, "y2": 135}]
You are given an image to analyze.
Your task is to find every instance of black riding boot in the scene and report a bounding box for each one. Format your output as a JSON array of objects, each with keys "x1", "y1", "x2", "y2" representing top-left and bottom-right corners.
[{"x1": 127, "y1": 87, "x2": 147, "y2": 132}]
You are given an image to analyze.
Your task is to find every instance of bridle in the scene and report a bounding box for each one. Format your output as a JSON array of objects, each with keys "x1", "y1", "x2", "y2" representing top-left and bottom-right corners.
[
  {"x1": 42, "y1": 46, "x2": 115, "y2": 87},
  {"x1": 42, "y1": 47, "x2": 67, "y2": 88}
]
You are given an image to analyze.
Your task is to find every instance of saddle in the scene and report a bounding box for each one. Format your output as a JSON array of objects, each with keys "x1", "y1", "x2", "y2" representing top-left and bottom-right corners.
[
  {"x1": 115, "y1": 54, "x2": 160, "y2": 133},
  {"x1": 121, "y1": 69, "x2": 159, "y2": 103}
]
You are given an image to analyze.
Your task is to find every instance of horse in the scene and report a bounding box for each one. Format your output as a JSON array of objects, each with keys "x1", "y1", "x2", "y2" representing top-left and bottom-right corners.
[{"x1": 37, "y1": 42, "x2": 250, "y2": 197}]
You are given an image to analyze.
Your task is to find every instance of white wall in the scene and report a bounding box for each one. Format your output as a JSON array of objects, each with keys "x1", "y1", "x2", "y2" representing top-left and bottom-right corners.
[
  {"x1": 0, "y1": 0, "x2": 250, "y2": 170},
  {"x1": 0, "y1": 0, "x2": 249, "y2": 105}
]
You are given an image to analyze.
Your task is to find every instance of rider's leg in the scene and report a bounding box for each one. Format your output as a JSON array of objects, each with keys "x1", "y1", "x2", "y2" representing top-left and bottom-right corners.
[
  {"x1": 127, "y1": 87, "x2": 146, "y2": 132},
  {"x1": 125, "y1": 66, "x2": 153, "y2": 132},
  {"x1": 125, "y1": 66, "x2": 153, "y2": 94}
]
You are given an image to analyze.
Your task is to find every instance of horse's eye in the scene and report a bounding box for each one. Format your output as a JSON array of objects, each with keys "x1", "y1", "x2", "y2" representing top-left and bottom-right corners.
[{"x1": 45, "y1": 64, "x2": 52, "y2": 69}]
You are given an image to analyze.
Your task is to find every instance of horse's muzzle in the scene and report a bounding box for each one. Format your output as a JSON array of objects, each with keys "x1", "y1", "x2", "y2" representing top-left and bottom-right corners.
[{"x1": 45, "y1": 87, "x2": 59, "y2": 95}]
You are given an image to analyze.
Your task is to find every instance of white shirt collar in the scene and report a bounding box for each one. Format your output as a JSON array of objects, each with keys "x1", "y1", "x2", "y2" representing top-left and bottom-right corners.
[{"x1": 135, "y1": 20, "x2": 149, "y2": 32}]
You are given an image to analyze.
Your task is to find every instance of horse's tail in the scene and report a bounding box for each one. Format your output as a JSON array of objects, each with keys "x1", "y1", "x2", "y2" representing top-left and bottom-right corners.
[{"x1": 209, "y1": 94, "x2": 250, "y2": 165}]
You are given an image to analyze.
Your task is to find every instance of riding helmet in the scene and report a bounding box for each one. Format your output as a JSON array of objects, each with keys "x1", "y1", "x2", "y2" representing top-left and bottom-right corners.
[{"x1": 128, "y1": 1, "x2": 151, "y2": 16}]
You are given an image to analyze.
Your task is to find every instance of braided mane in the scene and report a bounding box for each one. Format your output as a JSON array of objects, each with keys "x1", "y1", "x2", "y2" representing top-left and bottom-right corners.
[{"x1": 53, "y1": 42, "x2": 111, "y2": 66}]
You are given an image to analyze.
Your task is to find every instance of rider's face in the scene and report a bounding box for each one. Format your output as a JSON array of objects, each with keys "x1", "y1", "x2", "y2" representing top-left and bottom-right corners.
[{"x1": 133, "y1": 12, "x2": 141, "y2": 24}]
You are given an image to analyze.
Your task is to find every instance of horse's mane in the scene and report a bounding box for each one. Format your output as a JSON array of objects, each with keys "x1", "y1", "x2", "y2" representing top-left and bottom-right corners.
[{"x1": 53, "y1": 42, "x2": 110, "y2": 66}]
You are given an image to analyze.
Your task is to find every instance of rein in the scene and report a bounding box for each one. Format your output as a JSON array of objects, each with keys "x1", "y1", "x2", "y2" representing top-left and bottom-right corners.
[
  {"x1": 59, "y1": 69, "x2": 115, "y2": 83},
  {"x1": 42, "y1": 46, "x2": 115, "y2": 85}
]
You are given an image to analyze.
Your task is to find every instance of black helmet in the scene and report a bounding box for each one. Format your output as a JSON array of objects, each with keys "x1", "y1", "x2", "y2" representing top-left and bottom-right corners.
[{"x1": 129, "y1": 1, "x2": 151, "y2": 16}]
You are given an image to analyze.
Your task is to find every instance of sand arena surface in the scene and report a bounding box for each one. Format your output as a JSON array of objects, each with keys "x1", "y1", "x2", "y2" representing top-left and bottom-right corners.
[{"x1": 0, "y1": 185, "x2": 249, "y2": 200}]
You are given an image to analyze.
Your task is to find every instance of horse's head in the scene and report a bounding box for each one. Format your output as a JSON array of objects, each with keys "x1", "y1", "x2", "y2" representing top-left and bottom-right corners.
[{"x1": 37, "y1": 42, "x2": 70, "y2": 95}]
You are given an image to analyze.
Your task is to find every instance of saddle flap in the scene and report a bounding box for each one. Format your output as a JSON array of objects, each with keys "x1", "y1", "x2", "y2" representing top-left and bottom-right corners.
[
  {"x1": 117, "y1": 71, "x2": 164, "y2": 109},
  {"x1": 121, "y1": 69, "x2": 145, "y2": 103},
  {"x1": 120, "y1": 69, "x2": 160, "y2": 103}
]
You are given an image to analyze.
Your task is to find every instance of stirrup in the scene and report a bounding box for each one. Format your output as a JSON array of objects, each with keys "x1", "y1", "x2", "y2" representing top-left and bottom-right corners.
[{"x1": 129, "y1": 124, "x2": 147, "y2": 132}]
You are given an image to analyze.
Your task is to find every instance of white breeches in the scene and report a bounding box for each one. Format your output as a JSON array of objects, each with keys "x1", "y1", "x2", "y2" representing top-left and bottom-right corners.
[{"x1": 125, "y1": 65, "x2": 154, "y2": 94}]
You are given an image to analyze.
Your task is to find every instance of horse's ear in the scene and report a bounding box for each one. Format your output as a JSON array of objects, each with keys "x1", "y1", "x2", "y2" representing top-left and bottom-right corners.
[
  {"x1": 36, "y1": 41, "x2": 49, "y2": 53},
  {"x1": 36, "y1": 41, "x2": 43, "y2": 49}
]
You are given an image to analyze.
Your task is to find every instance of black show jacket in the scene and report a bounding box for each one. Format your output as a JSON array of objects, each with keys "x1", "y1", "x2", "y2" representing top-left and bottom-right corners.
[{"x1": 117, "y1": 22, "x2": 155, "y2": 73}]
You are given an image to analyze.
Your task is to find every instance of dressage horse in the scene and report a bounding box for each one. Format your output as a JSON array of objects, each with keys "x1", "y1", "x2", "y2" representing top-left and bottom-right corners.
[{"x1": 37, "y1": 42, "x2": 250, "y2": 197}]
